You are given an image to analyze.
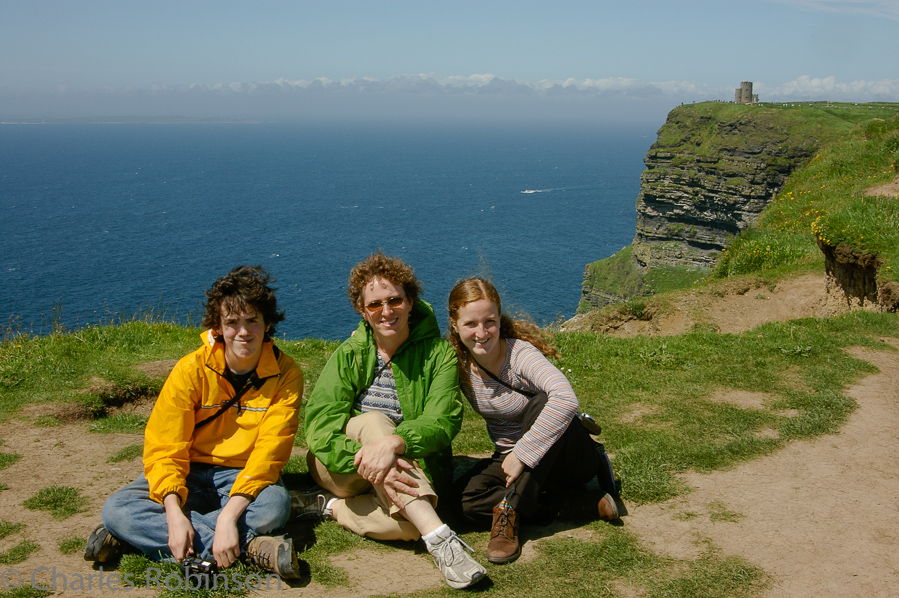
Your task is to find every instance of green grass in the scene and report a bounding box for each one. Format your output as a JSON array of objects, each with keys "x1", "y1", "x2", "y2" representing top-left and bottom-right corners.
[
  {"x1": 580, "y1": 246, "x2": 706, "y2": 314},
  {"x1": 23, "y1": 486, "x2": 87, "y2": 520},
  {"x1": 0, "y1": 319, "x2": 197, "y2": 423},
  {"x1": 0, "y1": 452, "x2": 20, "y2": 470},
  {"x1": 0, "y1": 520, "x2": 24, "y2": 540},
  {"x1": 107, "y1": 443, "x2": 143, "y2": 463},
  {"x1": 0, "y1": 540, "x2": 40, "y2": 565},
  {"x1": 32, "y1": 415, "x2": 61, "y2": 427},
  {"x1": 90, "y1": 413, "x2": 148, "y2": 434},
  {"x1": 58, "y1": 536, "x2": 86, "y2": 555},
  {"x1": 550, "y1": 310, "x2": 896, "y2": 503},
  {"x1": 715, "y1": 113, "x2": 899, "y2": 281}
]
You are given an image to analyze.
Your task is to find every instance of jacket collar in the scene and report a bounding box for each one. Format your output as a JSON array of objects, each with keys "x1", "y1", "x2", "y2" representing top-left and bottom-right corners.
[{"x1": 200, "y1": 329, "x2": 280, "y2": 378}]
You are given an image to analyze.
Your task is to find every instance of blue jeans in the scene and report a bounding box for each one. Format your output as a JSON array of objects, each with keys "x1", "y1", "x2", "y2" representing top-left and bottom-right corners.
[{"x1": 101, "y1": 464, "x2": 291, "y2": 562}]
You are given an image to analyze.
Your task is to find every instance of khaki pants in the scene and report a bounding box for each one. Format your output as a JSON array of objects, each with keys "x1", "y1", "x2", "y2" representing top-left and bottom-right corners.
[{"x1": 307, "y1": 411, "x2": 437, "y2": 541}]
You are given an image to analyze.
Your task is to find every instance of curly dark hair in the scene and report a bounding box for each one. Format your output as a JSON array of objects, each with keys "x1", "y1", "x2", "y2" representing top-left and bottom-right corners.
[
  {"x1": 447, "y1": 277, "x2": 559, "y2": 365},
  {"x1": 347, "y1": 251, "x2": 422, "y2": 313},
  {"x1": 201, "y1": 265, "x2": 285, "y2": 339}
]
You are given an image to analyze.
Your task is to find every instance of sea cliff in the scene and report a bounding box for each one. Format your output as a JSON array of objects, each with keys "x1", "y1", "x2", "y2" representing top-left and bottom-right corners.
[{"x1": 579, "y1": 101, "x2": 897, "y2": 312}]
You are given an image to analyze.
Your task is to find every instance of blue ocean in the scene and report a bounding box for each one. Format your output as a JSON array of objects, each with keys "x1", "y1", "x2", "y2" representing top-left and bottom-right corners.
[{"x1": 0, "y1": 122, "x2": 655, "y2": 340}]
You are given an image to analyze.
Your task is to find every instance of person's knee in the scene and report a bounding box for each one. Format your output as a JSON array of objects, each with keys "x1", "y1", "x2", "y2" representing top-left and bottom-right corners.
[
  {"x1": 246, "y1": 484, "x2": 291, "y2": 534},
  {"x1": 346, "y1": 411, "x2": 396, "y2": 444},
  {"x1": 307, "y1": 451, "x2": 368, "y2": 498},
  {"x1": 101, "y1": 483, "x2": 147, "y2": 532}
]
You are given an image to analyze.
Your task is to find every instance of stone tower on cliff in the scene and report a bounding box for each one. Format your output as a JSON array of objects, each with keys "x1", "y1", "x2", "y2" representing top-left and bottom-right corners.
[{"x1": 735, "y1": 81, "x2": 759, "y2": 103}]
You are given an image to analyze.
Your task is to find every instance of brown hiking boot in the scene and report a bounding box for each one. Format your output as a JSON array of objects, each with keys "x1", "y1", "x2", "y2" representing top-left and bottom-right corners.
[
  {"x1": 84, "y1": 524, "x2": 135, "y2": 563},
  {"x1": 598, "y1": 493, "x2": 619, "y2": 521},
  {"x1": 560, "y1": 491, "x2": 621, "y2": 522},
  {"x1": 244, "y1": 535, "x2": 301, "y2": 579},
  {"x1": 487, "y1": 504, "x2": 521, "y2": 564}
]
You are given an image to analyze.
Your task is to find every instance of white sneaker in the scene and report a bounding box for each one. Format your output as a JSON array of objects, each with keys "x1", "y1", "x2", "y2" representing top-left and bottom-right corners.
[{"x1": 425, "y1": 529, "x2": 488, "y2": 589}]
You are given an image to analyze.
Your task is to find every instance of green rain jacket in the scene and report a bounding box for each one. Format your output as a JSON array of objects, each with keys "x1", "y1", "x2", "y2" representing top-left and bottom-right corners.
[{"x1": 304, "y1": 300, "x2": 463, "y2": 496}]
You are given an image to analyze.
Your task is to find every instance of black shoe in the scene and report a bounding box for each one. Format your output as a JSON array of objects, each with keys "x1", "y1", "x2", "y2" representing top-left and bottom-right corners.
[{"x1": 84, "y1": 524, "x2": 134, "y2": 563}]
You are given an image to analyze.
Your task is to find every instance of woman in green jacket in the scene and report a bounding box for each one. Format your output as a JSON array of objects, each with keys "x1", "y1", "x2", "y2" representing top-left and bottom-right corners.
[{"x1": 299, "y1": 251, "x2": 486, "y2": 590}]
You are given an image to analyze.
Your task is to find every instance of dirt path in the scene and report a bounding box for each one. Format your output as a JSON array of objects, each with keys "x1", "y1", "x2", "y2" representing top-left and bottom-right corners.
[{"x1": 626, "y1": 339, "x2": 899, "y2": 597}]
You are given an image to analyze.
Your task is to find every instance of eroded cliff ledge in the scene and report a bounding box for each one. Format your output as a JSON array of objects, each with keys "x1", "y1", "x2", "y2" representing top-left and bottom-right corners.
[
  {"x1": 632, "y1": 106, "x2": 818, "y2": 269},
  {"x1": 580, "y1": 103, "x2": 843, "y2": 313}
]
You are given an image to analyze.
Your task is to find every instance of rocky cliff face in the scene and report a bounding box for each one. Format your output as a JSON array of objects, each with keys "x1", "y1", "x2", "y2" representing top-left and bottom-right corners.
[{"x1": 632, "y1": 106, "x2": 818, "y2": 269}]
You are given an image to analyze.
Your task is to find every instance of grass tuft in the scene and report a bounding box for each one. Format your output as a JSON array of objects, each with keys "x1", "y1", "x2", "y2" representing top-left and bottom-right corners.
[
  {"x1": 58, "y1": 536, "x2": 86, "y2": 555},
  {"x1": 90, "y1": 414, "x2": 148, "y2": 434},
  {"x1": 23, "y1": 486, "x2": 87, "y2": 520},
  {"x1": 0, "y1": 540, "x2": 40, "y2": 565},
  {"x1": 0, "y1": 520, "x2": 24, "y2": 541},
  {"x1": 107, "y1": 444, "x2": 143, "y2": 463},
  {"x1": 0, "y1": 452, "x2": 21, "y2": 470}
]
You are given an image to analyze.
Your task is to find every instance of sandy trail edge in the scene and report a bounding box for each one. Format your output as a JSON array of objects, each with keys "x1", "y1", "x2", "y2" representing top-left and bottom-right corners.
[{"x1": 626, "y1": 338, "x2": 899, "y2": 597}]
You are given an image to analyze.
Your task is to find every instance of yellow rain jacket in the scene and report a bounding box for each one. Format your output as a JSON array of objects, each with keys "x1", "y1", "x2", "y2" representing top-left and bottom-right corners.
[{"x1": 143, "y1": 330, "x2": 303, "y2": 504}]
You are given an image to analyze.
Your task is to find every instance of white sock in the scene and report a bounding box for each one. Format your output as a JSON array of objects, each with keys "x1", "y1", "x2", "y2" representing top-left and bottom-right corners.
[
  {"x1": 323, "y1": 497, "x2": 338, "y2": 519},
  {"x1": 422, "y1": 524, "x2": 451, "y2": 546}
]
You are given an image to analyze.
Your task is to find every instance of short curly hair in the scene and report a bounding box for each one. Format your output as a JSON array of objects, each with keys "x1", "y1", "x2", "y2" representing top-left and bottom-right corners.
[
  {"x1": 347, "y1": 251, "x2": 422, "y2": 313},
  {"x1": 201, "y1": 265, "x2": 285, "y2": 338}
]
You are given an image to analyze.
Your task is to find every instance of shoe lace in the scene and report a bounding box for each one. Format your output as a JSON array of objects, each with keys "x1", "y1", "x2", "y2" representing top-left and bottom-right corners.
[
  {"x1": 491, "y1": 509, "x2": 515, "y2": 540},
  {"x1": 246, "y1": 541, "x2": 273, "y2": 570},
  {"x1": 433, "y1": 532, "x2": 474, "y2": 565}
]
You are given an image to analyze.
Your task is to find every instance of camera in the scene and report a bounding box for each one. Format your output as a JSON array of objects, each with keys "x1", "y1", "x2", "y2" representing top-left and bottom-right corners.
[
  {"x1": 181, "y1": 556, "x2": 218, "y2": 589},
  {"x1": 576, "y1": 412, "x2": 601, "y2": 436}
]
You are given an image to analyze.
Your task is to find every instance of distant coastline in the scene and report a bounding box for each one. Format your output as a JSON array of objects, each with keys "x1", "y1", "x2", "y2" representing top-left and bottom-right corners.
[{"x1": 0, "y1": 116, "x2": 263, "y2": 125}]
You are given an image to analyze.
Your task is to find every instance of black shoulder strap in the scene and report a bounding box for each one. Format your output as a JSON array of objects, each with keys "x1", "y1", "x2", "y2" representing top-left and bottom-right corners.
[
  {"x1": 194, "y1": 379, "x2": 254, "y2": 430},
  {"x1": 195, "y1": 344, "x2": 282, "y2": 430},
  {"x1": 475, "y1": 360, "x2": 538, "y2": 398}
]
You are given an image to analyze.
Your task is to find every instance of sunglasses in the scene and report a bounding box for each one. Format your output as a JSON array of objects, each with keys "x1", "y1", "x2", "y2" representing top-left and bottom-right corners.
[{"x1": 363, "y1": 296, "x2": 406, "y2": 314}]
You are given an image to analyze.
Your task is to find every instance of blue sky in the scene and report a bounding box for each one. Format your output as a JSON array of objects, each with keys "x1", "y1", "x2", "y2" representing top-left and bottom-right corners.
[{"x1": 2, "y1": 0, "x2": 898, "y2": 123}]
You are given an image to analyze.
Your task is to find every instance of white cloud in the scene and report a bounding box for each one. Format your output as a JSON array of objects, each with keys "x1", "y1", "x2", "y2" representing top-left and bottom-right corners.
[
  {"x1": 5, "y1": 73, "x2": 898, "y2": 122},
  {"x1": 762, "y1": 75, "x2": 899, "y2": 100},
  {"x1": 769, "y1": 0, "x2": 899, "y2": 20},
  {"x1": 23, "y1": 73, "x2": 899, "y2": 102}
]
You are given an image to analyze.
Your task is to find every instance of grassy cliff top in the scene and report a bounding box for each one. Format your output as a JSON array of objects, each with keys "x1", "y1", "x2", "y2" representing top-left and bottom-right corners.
[
  {"x1": 583, "y1": 101, "x2": 899, "y2": 305},
  {"x1": 654, "y1": 101, "x2": 899, "y2": 158}
]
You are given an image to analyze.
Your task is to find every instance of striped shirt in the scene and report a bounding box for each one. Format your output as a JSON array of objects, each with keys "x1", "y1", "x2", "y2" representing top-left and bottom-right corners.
[
  {"x1": 460, "y1": 338, "x2": 579, "y2": 468},
  {"x1": 354, "y1": 353, "x2": 404, "y2": 424}
]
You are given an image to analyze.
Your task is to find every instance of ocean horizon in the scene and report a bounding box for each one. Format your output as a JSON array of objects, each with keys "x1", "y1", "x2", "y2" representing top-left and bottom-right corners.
[{"x1": 1, "y1": 121, "x2": 656, "y2": 340}]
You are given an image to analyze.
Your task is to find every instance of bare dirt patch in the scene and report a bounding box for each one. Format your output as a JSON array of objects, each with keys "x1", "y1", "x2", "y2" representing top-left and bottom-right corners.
[
  {"x1": 566, "y1": 273, "x2": 844, "y2": 337},
  {"x1": 617, "y1": 402, "x2": 661, "y2": 424},
  {"x1": 865, "y1": 175, "x2": 899, "y2": 198},
  {"x1": 707, "y1": 389, "x2": 771, "y2": 411}
]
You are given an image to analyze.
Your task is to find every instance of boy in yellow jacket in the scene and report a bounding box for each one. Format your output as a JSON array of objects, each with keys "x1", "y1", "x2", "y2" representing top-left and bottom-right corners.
[{"x1": 85, "y1": 266, "x2": 304, "y2": 579}]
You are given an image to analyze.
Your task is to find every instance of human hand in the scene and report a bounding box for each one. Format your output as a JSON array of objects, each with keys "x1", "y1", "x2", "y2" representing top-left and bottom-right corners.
[
  {"x1": 164, "y1": 502, "x2": 195, "y2": 562},
  {"x1": 212, "y1": 494, "x2": 250, "y2": 568},
  {"x1": 354, "y1": 434, "x2": 405, "y2": 486},
  {"x1": 380, "y1": 458, "x2": 420, "y2": 508},
  {"x1": 502, "y1": 452, "x2": 526, "y2": 487},
  {"x1": 212, "y1": 520, "x2": 241, "y2": 569}
]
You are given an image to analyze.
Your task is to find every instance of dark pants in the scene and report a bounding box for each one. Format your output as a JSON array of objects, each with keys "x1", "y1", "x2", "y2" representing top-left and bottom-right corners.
[{"x1": 459, "y1": 393, "x2": 601, "y2": 524}]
